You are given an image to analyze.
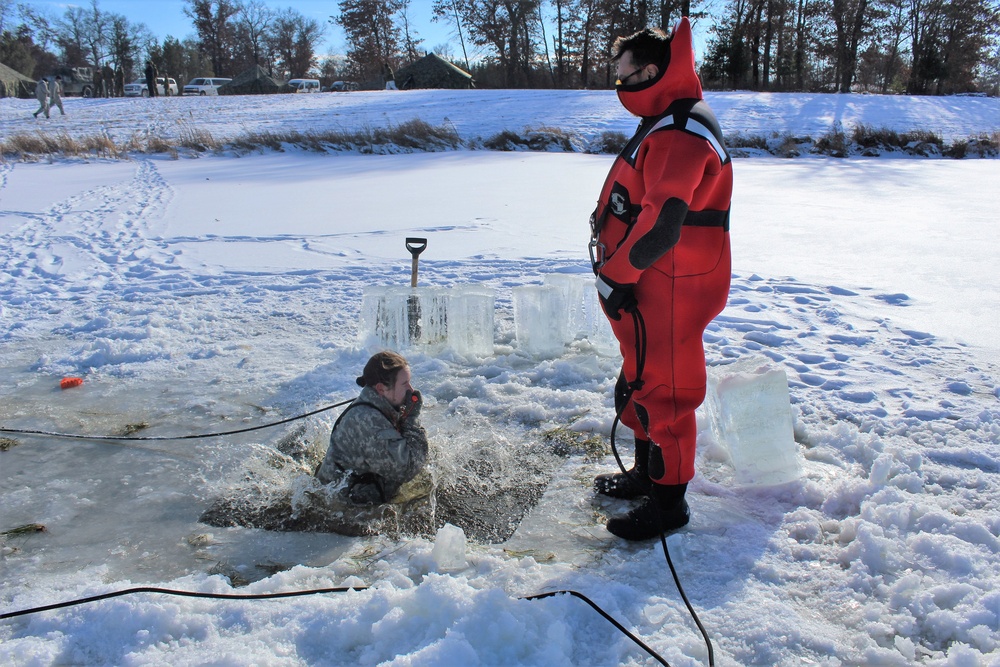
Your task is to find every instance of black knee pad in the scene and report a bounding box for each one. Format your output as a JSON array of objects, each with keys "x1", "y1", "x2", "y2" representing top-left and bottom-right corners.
[
  {"x1": 614, "y1": 371, "x2": 631, "y2": 414},
  {"x1": 633, "y1": 401, "x2": 650, "y2": 434},
  {"x1": 647, "y1": 441, "x2": 665, "y2": 481}
]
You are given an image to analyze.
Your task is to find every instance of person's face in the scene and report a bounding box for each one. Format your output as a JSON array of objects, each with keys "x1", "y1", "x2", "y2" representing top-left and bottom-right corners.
[
  {"x1": 616, "y1": 51, "x2": 658, "y2": 86},
  {"x1": 377, "y1": 366, "x2": 412, "y2": 409}
]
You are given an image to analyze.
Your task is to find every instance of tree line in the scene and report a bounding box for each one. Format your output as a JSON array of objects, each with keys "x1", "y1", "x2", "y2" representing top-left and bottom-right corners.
[
  {"x1": 701, "y1": 0, "x2": 1000, "y2": 94},
  {"x1": 0, "y1": 0, "x2": 327, "y2": 93},
  {"x1": 2, "y1": 0, "x2": 997, "y2": 95}
]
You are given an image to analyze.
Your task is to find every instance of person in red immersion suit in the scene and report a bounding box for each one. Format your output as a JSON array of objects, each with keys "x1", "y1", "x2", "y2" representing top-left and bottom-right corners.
[{"x1": 590, "y1": 18, "x2": 732, "y2": 540}]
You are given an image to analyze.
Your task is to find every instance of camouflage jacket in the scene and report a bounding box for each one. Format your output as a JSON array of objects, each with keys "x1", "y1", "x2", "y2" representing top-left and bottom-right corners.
[{"x1": 315, "y1": 386, "x2": 428, "y2": 504}]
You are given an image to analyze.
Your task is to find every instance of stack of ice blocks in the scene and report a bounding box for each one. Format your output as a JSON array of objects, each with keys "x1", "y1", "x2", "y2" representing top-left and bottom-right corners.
[{"x1": 360, "y1": 285, "x2": 495, "y2": 357}]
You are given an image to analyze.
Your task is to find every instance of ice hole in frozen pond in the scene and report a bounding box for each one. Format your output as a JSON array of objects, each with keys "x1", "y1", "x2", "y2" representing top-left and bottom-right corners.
[{"x1": 199, "y1": 409, "x2": 570, "y2": 544}]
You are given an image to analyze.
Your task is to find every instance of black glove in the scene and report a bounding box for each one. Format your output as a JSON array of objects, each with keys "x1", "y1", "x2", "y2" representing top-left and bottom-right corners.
[
  {"x1": 596, "y1": 275, "x2": 637, "y2": 321},
  {"x1": 399, "y1": 389, "x2": 422, "y2": 423}
]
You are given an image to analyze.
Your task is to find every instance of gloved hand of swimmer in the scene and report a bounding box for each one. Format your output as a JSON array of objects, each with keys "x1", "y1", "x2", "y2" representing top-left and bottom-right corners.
[
  {"x1": 596, "y1": 275, "x2": 637, "y2": 321},
  {"x1": 399, "y1": 389, "x2": 422, "y2": 422}
]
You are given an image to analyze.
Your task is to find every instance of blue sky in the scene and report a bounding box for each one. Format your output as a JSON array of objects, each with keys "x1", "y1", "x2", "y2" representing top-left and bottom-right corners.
[
  {"x1": 23, "y1": 0, "x2": 456, "y2": 56},
  {"x1": 21, "y1": 1, "x2": 713, "y2": 64}
]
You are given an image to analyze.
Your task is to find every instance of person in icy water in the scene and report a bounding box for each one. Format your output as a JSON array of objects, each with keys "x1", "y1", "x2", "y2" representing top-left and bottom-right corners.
[
  {"x1": 589, "y1": 19, "x2": 732, "y2": 540},
  {"x1": 315, "y1": 351, "x2": 429, "y2": 504}
]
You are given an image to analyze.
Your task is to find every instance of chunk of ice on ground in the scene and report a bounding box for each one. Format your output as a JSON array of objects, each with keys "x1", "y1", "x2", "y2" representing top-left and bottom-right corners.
[
  {"x1": 705, "y1": 356, "x2": 803, "y2": 486},
  {"x1": 431, "y1": 523, "x2": 468, "y2": 572}
]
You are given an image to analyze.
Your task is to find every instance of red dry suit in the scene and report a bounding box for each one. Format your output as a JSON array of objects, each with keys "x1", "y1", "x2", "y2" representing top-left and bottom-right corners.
[{"x1": 591, "y1": 18, "x2": 732, "y2": 486}]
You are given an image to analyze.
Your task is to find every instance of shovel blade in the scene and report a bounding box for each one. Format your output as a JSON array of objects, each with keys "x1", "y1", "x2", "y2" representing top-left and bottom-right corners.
[{"x1": 407, "y1": 292, "x2": 422, "y2": 341}]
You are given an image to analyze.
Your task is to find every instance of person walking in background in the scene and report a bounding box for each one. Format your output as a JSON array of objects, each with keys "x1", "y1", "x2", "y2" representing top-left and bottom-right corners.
[
  {"x1": 102, "y1": 64, "x2": 114, "y2": 97},
  {"x1": 382, "y1": 63, "x2": 398, "y2": 90},
  {"x1": 33, "y1": 77, "x2": 49, "y2": 118},
  {"x1": 49, "y1": 75, "x2": 66, "y2": 116},
  {"x1": 144, "y1": 61, "x2": 157, "y2": 97},
  {"x1": 589, "y1": 18, "x2": 733, "y2": 541},
  {"x1": 315, "y1": 351, "x2": 429, "y2": 505},
  {"x1": 114, "y1": 67, "x2": 124, "y2": 97},
  {"x1": 94, "y1": 66, "x2": 104, "y2": 98}
]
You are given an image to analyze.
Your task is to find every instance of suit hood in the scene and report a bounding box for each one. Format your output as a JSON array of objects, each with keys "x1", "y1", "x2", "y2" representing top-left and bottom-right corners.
[{"x1": 616, "y1": 17, "x2": 703, "y2": 118}]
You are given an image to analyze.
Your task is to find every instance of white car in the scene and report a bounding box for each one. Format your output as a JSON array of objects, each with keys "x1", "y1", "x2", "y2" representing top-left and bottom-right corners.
[
  {"x1": 123, "y1": 77, "x2": 179, "y2": 97},
  {"x1": 183, "y1": 77, "x2": 232, "y2": 96},
  {"x1": 287, "y1": 78, "x2": 321, "y2": 93}
]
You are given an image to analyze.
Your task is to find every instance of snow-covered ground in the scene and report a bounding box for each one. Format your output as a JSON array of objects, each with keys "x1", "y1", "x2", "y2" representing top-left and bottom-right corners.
[
  {"x1": 0, "y1": 91, "x2": 998, "y2": 666},
  {"x1": 4, "y1": 88, "x2": 1000, "y2": 146}
]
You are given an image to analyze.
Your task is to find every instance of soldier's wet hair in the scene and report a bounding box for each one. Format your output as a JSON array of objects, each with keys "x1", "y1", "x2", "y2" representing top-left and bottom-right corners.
[
  {"x1": 356, "y1": 351, "x2": 408, "y2": 388},
  {"x1": 612, "y1": 28, "x2": 671, "y2": 68}
]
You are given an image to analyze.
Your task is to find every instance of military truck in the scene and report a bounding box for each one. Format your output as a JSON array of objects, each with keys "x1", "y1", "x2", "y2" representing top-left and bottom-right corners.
[{"x1": 51, "y1": 66, "x2": 96, "y2": 97}]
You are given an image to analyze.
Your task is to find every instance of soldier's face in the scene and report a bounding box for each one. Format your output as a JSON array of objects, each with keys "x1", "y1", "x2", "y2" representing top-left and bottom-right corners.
[
  {"x1": 616, "y1": 51, "x2": 658, "y2": 86},
  {"x1": 378, "y1": 367, "x2": 413, "y2": 409}
]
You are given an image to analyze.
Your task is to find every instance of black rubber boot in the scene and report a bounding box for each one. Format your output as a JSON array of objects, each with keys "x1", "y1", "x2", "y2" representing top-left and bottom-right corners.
[
  {"x1": 594, "y1": 438, "x2": 652, "y2": 499},
  {"x1": 606, "y1": 482, "x2": 690, "y2": 541}
]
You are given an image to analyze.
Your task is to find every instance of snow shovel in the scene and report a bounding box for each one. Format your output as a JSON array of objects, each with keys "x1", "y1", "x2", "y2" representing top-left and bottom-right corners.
[{"x1": 406, "y1": 237, "x2": 427, "y2": 342}]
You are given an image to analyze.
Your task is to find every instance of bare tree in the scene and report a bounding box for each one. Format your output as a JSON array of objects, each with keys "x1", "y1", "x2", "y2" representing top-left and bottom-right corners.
[
  {"x1": 107, "y1": 13, "x2": 134, "y2": 75},
  {"x1": 537, "y1": 1, "x2": 555, "y2": 84},
  {"x1": 82, "y1": 0, "x2": 110, "y2": 69},
  {"x1": 547, "y1": 0, "x2": 573, "y2": 86},
  {"x1": 980, "y1": 40, "x2": 1000, "y2": 95},
  {"x1": 831, "y1": 0, "x2": 871, "y2": 91},
  {"x1": 269, "y1": 8, "x2": 323, "y2": 78},
  {"x1": 184, "y1": 0, "x2": 241, "y2": 77},
  {"x1": 106, "y1": 13, "x2": 154, "y2": 82},
  {"x1": 562, "y1": 0, "x2": 606, "y2": 88},
  {"x1": 436, "y1": 0, "x2": 542, "y2": 87},
  {"x1": 336, "y1": 0, "x2": 405, "y2": 82},
  {"x1": 431, "y1": 0, "x2": 472, "y2": 71},
  {"x1": 907, "y1": 0, "x2": 1000, "y2": 93},
  {"x1": 10, "y1": 3, "x2": 57, "y2": 53},
  {"x1": 655, "y1": 0, "x2": 696, "y2": 30},
  {"x1": 860, "y1": 0, "x2": 909, "y2": 92},
  {"x1": 0, "y1": 0, "x2": 15, "y2": 34},
  {"x1": 793, "y1": 0, "x2": 820, "y2": 88},
  {"x1": 0, "y1": 10, "x2": 48, "y2": 77},
  {"x1": 398, "y1": 0, "x2": 425, "y2": 63},
  {"x1": 55, "y1": 5, "x2": 88, "y2": 65},
  {"x1": 233, "y1": 0, "x2": 273, "y2": 71}
]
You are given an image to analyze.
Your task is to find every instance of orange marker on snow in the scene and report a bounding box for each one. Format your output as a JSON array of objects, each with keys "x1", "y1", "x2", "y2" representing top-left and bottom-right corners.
[{"x1": 60, "y1": 377, "x2": 83, "y2": 390}]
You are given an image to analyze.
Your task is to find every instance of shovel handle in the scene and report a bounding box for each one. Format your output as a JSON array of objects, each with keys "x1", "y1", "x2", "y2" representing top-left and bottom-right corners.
[
  {"x1": 405, "y1": 237, "x2": 427, "y2": 257},
  {"x1": 406, "y1": 237, "x2": 427, "y2": 288}
]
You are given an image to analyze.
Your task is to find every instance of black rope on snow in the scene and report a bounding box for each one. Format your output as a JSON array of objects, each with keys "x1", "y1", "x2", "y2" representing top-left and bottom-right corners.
[
  {"x1": 0, "y1": 585, "x2": 671, "y2": 664},
  {"x1": 521, "y1": 590, "x2": 670, "y2": 666},
  {"x1": 0, "y1": 585, "x2": 368, "y2": 620},
  {"x1": 0, "y1": 398, "x2": 355, "y2": 442},
  {"x1": 659, "y1": 527, "x2": 714, "y2": 667}
]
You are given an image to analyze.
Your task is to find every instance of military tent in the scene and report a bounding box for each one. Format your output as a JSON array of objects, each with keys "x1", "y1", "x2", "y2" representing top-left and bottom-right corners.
[
  {"x1": 395, "y1": 54, "x2": 474, "y2": 90},
  {"x1": 217, "y1": 65, "x2": 286, "y2": 95},
  {"x1": 0, "y1": 61, "x2": 35, "y2": 99}
]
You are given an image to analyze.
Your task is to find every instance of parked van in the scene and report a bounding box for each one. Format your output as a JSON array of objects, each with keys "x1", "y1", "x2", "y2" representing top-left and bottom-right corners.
[
  {"x1": 123, "y1": 77, "x2": 179, "y2": 97},
  {"x1": 183, "y1": 77, "x2": 232, "y2": 96},
  {"x1": 287, "y1": 79, "x2": 321, "y2": 93}
]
